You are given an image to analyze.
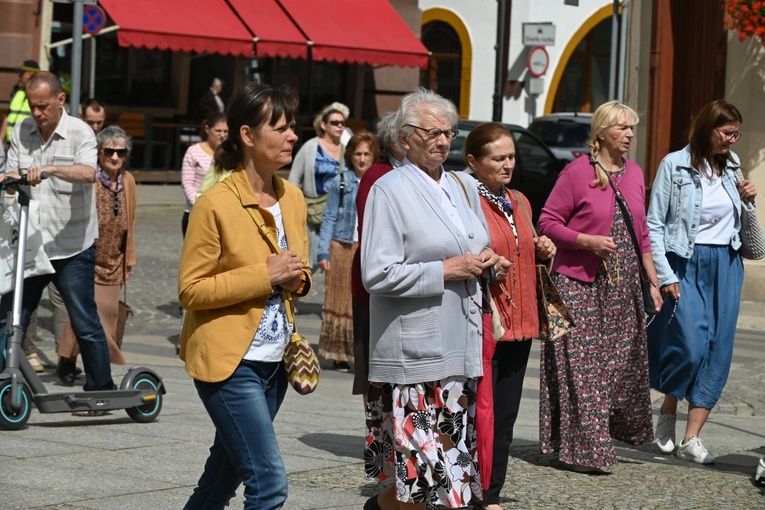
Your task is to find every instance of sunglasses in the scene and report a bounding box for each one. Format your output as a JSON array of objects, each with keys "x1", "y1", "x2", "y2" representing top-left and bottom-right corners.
[
  {"x1": 328, "y1": 120, "x2": 346, "y2": 127},
  {"x1": 101, "y1": 147, "x2": 128, "y2": 158}
]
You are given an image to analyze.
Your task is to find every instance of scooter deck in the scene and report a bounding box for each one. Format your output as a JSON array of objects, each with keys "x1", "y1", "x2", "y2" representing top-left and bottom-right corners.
[{"x1": 34, "y1": 389, "x2": 160, "y2": 414}]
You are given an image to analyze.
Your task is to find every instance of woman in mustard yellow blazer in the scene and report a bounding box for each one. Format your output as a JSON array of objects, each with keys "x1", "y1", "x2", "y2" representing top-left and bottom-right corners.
[{"x1": 178, "y1": 83, "x2": 311, "y2": 510}]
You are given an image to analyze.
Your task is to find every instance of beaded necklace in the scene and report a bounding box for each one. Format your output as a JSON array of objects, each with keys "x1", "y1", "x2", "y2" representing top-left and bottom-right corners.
[{"x1": 475, "y1": 180, "x2": 521, "y2": 288}]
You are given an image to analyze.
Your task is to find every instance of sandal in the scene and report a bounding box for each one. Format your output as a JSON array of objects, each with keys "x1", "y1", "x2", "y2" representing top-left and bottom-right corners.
[{"x1": 27, "y1": 354, "x2": 45, "y2": 373}]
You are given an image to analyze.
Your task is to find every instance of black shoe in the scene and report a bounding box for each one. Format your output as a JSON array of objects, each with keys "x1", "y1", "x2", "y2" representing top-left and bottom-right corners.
[
  {"x1": 363, "y1": 495, "x2": 381, "y2": 510},
  {"x1": 57, "y1": 358, "x2": 77, "y2": 386},
  {"x1": 333, "y1": 361, "x2": 351, "y2": 373}
]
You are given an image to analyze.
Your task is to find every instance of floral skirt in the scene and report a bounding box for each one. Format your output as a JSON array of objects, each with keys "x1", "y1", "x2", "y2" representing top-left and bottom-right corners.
[
  {"x1": 365, "y1": 377, "x2": 482, "y2": 508},
  {"x1": 318, "y1": 241, "x2": 357, "y2": 363},
  {"x1": 539, "y1": 203, "x2": 653, "y2": 468}
]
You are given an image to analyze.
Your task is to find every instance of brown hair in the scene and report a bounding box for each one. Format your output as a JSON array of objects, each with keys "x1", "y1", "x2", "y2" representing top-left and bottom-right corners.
[
  {"x1": 689, "y1": 99, "x2": 742, "y2": 174},
  {"x1": 204, "y1": 111, "x2": 227, "y2": 129},
  {"x1": 344, "y1": 131, "x2": 380, "y2": 169},
  {"x1": 26, "y1": 71, "x2": 63, "y2": 96},
  {"x1": 214, "y1": 82, "x2": 298, "y2": 172},
  {"x1": 463, "y1": 122, "x2": 516, "y2": 164}
]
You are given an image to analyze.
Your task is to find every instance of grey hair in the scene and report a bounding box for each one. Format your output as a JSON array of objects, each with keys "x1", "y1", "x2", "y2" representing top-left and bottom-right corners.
[
  {"x1": 397, "y1": 87, "x2": 459, "y2": 140},
  {"x1": 375, "y1": 111, "x2": 403, "y2": 154},
  {"x1": 97, "y1": 125, "x2": 133, "y2": 158}
]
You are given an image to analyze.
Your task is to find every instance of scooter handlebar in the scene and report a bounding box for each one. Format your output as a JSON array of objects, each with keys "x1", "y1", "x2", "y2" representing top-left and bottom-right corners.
[{"x1": 0, "y1": 171, "x2": 50, "y2": 189}]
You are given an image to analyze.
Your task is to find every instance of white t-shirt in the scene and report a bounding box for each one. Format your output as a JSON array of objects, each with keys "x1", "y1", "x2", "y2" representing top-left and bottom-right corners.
[
  {"x1": 696, "y1": 172, "x2": 735, "y2": 245},
  {"x1": 243, "y1": 202, "x2": 292, "y2": 362}
]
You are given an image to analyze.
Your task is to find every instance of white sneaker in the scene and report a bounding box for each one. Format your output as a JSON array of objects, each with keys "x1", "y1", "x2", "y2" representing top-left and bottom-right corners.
[
  {"x1": 654, "y1": 412, "x2": 676, "y2": 453},
  {"x1": 755, "y1": 457, "x2": 765, "y2": 486},
  {"x1": 676, "y1": 436, "x2": 715, "y2": 464}
]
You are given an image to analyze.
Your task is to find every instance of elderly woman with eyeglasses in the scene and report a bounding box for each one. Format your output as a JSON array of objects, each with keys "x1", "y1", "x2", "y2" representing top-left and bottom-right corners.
[
  {"x1": 58, "y1": 125, "x2": 136, "y2": 387},
  {"x1": 288, "y1": 102, "x2": 350, "y2": 269},
  {"x1": 361, "y1": 88, "x2": 507, "y2": 510},
  {"x1": 648, "y1": 100, "x2": 757, "y2": 465}
]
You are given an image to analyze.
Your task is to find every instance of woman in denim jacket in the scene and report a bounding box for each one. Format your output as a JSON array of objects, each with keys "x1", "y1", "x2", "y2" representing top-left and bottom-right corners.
[
  {"x1": 317, "y1": 132, "x2": 379, "y2": 372},
  {"x1": 647, "y1": 100, "x2": 757, "y2": 465}
]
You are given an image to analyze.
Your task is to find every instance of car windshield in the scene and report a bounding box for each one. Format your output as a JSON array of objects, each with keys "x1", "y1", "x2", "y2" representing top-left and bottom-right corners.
[{"x1": 529, "y1": 121, "x2": 590, "y2": 148}]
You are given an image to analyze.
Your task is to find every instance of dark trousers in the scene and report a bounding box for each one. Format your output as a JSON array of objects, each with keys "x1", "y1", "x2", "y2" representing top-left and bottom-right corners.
[{"x1": 484, "y1": 339, "x2": 532, "y2": 505}]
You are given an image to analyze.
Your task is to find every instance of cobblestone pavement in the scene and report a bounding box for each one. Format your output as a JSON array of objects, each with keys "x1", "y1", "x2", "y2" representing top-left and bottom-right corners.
[{"x1": 6, "y1": 184, "x2": 765, "y2": 510}]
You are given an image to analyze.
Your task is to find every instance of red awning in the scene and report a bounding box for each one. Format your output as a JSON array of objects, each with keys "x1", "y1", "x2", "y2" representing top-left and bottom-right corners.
[
  {"x1": 99, "y1": 0, "x2": 254, "y2": 58},
  {"x1": 277, "y1": 0, "x2": 429, "y2": 69},
  {"x1": 227, "y1": 0, "x2": 308, "y2": 60}
]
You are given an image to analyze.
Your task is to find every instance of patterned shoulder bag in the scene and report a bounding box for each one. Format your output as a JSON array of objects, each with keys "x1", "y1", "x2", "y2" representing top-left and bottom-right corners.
[{"x1": 224, "y1": 179, "x2": 320, "y2": 395}]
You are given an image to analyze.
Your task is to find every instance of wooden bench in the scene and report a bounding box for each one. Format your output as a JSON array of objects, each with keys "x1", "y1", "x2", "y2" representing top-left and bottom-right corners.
[{"x1": 108, "y1": 113, "x2": 171, "y2": 170}]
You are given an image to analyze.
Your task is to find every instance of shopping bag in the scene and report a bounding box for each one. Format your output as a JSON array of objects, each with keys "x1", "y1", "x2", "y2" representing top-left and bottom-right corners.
[{"x1": 0, "y1": 196, "x2": 54, "y2": 295}]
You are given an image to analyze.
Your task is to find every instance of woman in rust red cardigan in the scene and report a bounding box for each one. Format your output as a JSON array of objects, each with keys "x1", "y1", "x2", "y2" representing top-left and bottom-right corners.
[{"x1": 464, "y1": 123, "x2": 555, "y2": 510}]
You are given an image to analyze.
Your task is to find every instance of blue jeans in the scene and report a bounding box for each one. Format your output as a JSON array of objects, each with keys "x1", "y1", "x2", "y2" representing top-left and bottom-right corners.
[
  {"x1": 0, "y1": 245, "x2": 114, "y2": 391},
  {"x1": 185, "y1": 360, "x2": 289, "y2": 510}
]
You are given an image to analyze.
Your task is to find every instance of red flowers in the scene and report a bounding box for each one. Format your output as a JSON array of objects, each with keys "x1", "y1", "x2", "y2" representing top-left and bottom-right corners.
[{"x1": 727, "y1": 0, "x2": 765, "y2": 45}]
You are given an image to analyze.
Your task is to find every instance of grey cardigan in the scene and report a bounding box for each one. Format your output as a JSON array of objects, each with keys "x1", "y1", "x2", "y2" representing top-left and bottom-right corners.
[
  {"x1": 288, "y1": 137, "x2": 345, "y2": 198},
  {"x1": 361, "y1": 163, "x2": 491, "y2": 385}
]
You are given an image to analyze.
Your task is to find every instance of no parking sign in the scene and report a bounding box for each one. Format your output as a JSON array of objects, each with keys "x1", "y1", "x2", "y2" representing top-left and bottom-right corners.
[{"x1": 83, "y1": 5, "x2": 106, "y2": 35}]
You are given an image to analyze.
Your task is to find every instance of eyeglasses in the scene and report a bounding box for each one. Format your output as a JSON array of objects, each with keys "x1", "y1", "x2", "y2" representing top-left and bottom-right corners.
[
  {"x1": 715, "y1": 128, "x2": 741, "y2": 142},
  {"x1": 405, "y1": 124, "x2": 459, "y2": 141},
  {"x1": 328, "y1": 120, "x2": 346, "y2": 127},
  {"x1": 102, "y1": 147, "x2": 128, "y2": 158},
  {"x1": 113, "y1": 191, "x2": 120, "y2": 216}
]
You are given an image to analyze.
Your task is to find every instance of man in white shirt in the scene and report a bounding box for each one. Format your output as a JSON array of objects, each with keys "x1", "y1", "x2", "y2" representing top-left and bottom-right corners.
[{"x1": 0, "y1": 71, "x2": 115, "y2": 391}]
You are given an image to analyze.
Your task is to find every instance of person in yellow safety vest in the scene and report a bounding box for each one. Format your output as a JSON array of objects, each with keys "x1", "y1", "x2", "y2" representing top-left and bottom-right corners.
[{"x1": 1, "y1": 60, "x2": 40, "y2": 144}]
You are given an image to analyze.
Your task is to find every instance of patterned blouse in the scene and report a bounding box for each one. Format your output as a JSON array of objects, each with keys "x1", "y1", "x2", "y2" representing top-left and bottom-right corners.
[{"x1": 94, "y1": 167, "x2": 128, "y2": 286}]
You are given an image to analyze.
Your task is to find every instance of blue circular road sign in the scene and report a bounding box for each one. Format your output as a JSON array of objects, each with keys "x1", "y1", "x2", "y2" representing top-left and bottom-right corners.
[{"x1": 83, "y1": 5, "x2": 106, "y2": 35}]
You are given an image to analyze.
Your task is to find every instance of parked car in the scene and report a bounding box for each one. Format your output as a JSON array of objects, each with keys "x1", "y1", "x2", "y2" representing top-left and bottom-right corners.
[
  {"x1": 443, "y1": 119, "x2": 565, "y2": 223},
  {"x1": 527, "y1": 112, "x2": 592, "y2": 163}
]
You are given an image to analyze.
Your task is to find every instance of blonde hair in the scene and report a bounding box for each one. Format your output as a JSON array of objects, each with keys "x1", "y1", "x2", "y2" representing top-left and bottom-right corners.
[
  {"x1": 587, "y1": 100, "x2": 639, "y2": 189},
  {"x1": 312, "y1": 102, "x2": 350, "y2": 137}
]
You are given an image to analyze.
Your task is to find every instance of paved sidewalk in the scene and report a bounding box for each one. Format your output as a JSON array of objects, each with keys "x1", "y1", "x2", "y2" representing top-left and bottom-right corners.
[{"x1": 1, "y1": 185, "x2": 764, "y2": 509}]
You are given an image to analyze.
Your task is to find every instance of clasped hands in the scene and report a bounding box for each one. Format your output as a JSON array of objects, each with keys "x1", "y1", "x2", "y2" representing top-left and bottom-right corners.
[
  {"x1": 267, "y1": 251, "x2": 304, "y2": 292},
  {"x1": 443, "y1": 248, "x2": 510, "y2": 282}
]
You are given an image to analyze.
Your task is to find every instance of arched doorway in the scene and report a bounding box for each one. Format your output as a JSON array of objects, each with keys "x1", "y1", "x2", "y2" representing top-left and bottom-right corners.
[
  {"x1": 552, "y1": 18, "x2": 612, "y2": 112},
  {"x1": 421, "y1": 8, "x2": 472, "y2": 117},
  {"x1": 545, "y1": 4, "x2": 613, "y2": 115},
  {"x1": 421, "y1": 21, "x2": 462, "y2": 111}
]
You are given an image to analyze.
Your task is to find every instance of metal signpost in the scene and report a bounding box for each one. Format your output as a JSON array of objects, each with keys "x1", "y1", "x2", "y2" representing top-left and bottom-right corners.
[{"x1": 51, "y1": 0, "x2": 98, "y2": 113}]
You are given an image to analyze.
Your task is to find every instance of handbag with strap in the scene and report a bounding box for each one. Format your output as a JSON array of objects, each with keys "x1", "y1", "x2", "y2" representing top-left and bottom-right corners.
[
  {"x1": 115, "y1": 230, "x2": 133, "y2": 349},
  {"x1": 511, "y1": 191, "x2": 576, "y2": 341},
  {"x1": 447, "y1": 172, "x2": 506, "y2": 341},
  {"x1": 116, "y1": 285, "x2": 133, "y2": 349},
  {"x1": 223, "y1": 179, "x2": 320, "y2": 395},
  {"x1": 734, "y1": 168, "x2": 765, "y2": 260},
  {"x1": 601, "y1": 164, "x2": 656, "y2": 315}
]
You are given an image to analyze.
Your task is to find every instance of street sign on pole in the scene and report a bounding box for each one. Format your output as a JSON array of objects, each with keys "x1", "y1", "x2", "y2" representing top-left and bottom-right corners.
[
  {"x1": 527, "y1": 46, "x2": 549, "y2": 78},
  {"x1": 522, "y1": 23, "x2": 555, "y2": 46},
  {"x1": 83, "y1": 5, "x2": 106, "y2": 35}
]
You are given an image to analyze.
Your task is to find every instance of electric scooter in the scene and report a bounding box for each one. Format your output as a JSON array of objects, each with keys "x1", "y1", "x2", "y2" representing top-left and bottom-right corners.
[{"x1": 0, "y1": 173, "x2": 166, "y2": 430}]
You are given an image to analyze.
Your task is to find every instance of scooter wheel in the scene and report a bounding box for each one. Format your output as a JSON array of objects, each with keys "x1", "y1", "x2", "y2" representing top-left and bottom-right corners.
[
  {"x1": 125, "y1": 372, "x2": 162, "y2": 423},
  {"x1": 0, "y1": 380, "x2": 32, "y2": 430}
]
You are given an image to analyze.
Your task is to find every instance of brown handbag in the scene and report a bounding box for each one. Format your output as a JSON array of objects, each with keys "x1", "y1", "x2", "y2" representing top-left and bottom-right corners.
[
  {"x1": 511, "y1": 191, "x2": 576, "y2": 341},
  {"x1": 115, "y1": 255, "x2": 133, "y2": 348}
]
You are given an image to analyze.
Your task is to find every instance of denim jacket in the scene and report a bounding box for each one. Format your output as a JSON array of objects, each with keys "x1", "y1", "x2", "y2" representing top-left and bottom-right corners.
[
  {"x1": 647, "y1": 145, "x2": 742, "y2": 287},
  {"x1": 317, "y1": 170, "x2": 360, "y2": 260}
]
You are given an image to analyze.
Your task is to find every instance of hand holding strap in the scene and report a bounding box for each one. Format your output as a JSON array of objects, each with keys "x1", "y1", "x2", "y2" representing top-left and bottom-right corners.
[{"x1": 222, "y1": 179, "x2": 299, "y2": 330}]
